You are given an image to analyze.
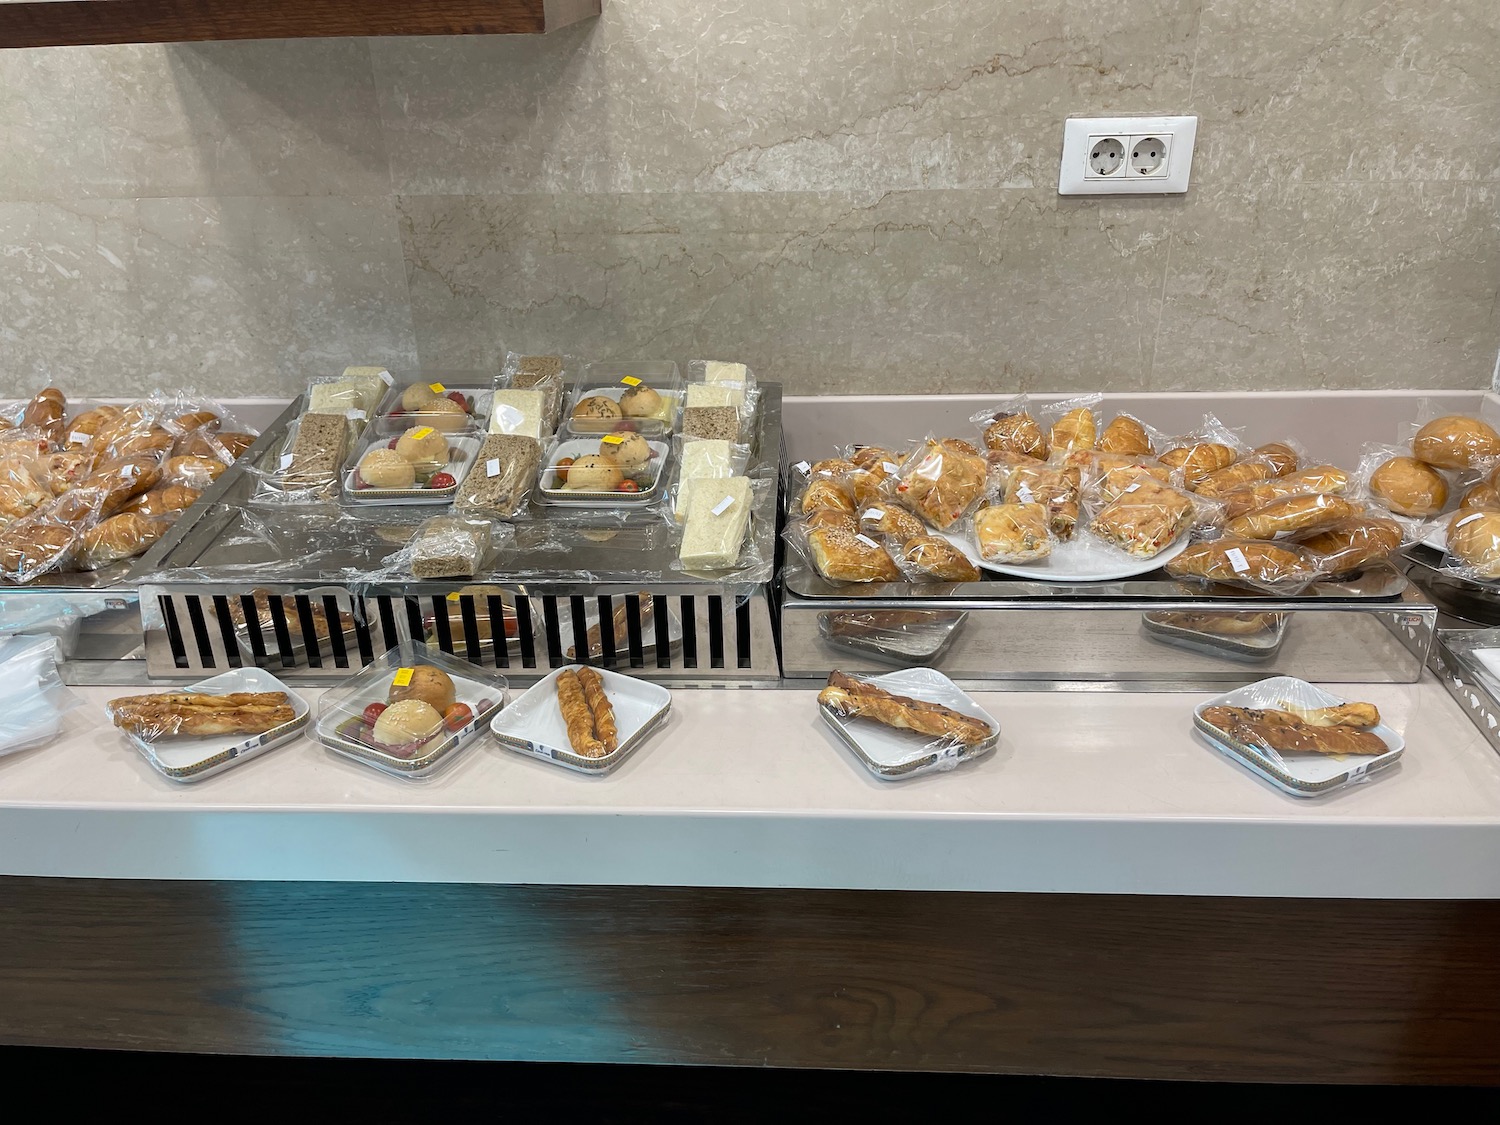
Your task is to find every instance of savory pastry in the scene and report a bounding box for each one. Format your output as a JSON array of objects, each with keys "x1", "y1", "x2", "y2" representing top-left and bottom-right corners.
[
  {"x1": 1192, "y1": 458, "x2": 1276, "y2": 498},
  {"x1": 1225, "y1": 493, "x2": 1358, "y2": 540},
  {"x1": 1369, "y1": 456, "x2": 1447, "y2": 518},
  {"x1": 1089, "y1": 479, "x2": 1195, "y2": 558},
  {"x1": 571, "y1": 395, "x2": 623, "y2": 425},
  {"x1": 1166, "y1": 538, "x2": 1314, "y2": 587},
  {"x1": 575, "y1": 667, "x2": 618, "y2": 754},
  {"x1": 108, "y1": 691, "x2": 294, "y2": 739},
  {"x1": 1295, "y1": 515, "x2": 1403, "y2": 574},
  {"x1": 975, "y1": 502, "x2": 1051, "y2": 563},
  {"x1": 804, "y1": 508, "x2": 857, "y2": 534},
  {"x1": 899, "y1": 535, "x2": 981, "y2": 582},
  {"x1": 1221, "y1": 466, "x2": 1349, "y2": 519},
  {"x1": 895, "y1": 439, "x2": 988, "y2": 530},
  {"x1": 807, "y1": 523, "x2": 902, "y2": 583},
  {"x1": 123, "y1": 485, "x2": 201, "y2": 518},
  {"x1": 845, "y1": 464, "x2": 892, "y2": 508},
  {"x1": 563, "y1": 454, "x2": 624, "y2": 492},
  {"x1": 818, "y1": 670, "x2": 992, "y2": 747},
  {"x1": 1412, "y1": 415, "x2": 1500, "y2": 470},
  {"x1": 20, "y1": 388, "x2": 64, "y2": 444},
  {"x1": 1097, "y1": 462, "x2": 1174, "y2": 503},
  {"x1": 1200, "y1": 705, "x2": 1387, "y2": 757},
  {"x1": 372, "y1": 699, "x2": 444, "y2": 748},
  {"x1": 1004, "y1": 463, "x2": 1080, "y2": 540},
  {"x1": 76, "y1": 511, "x2": 165, "y2": 570},
  {"x1": 566, "y1": 592, "x2": 654, "y2": 660},
  {"x1": 161, "y1": 455, "x2": 226, "y2": 490},
  {"x1": 619, "y1": 384, "x2": 665, "y2": 419},
  {"x1": 1097, "y1": 415, "x2": 1153, "y2": 456},
  {"x1": 810, "y1": 458, "x2": 858, "y2": 478},
  {"x1": 981, "y1": 411, "x2": 1049, "y2": 459},
  {"x1": 1254, "y1": 442, "x2": 1300, "y2": 476},
  {"x1": 40, "y1": 451, "x2": 87, "y2": 493},
  {"x1": 1049, "y1": 407, "x2": 1097, "y2": 455},
  {"x1": 0, "y1": 458, "x2": 51, "y2": 523},
  {"x1": 850, "y1": 446, "x2": 897, "y2": 472},
  {"x1": 387, "y1": 665, "x2": 456, "y2": 712},
  {"x1": 0, "y1": 514, "x2": 76, "y2": 578},
  {"x1": 859, "y1": 503, "x2": 926, "y2": 543},
  {"x1": 1158, "y1": 442, "x2": 1236, "y2": 488},
  {"x1": 227, "y1": 589, "x2": 353, "y2": 646},
  {"x1": 1446, "y1": 509, "x2": 1500, "y2": 578},
  {"x1": 556, "y1": 668, "x2": 605, "y2": 758},
  {"x1": 801, "y1": 478, "x2": 854, "y2": 515},
  {"x1": 984, "y1": 448, "x2": 1045, "y2": 495},
  {"x1": 599, "y1": 432, "x2": 652, "y2": 472},
  {"x1": 1275, "y1": 701, "x2": 1381, "y2": 728},
  {"x1": 1460, "y1": 482, "x2": 1500, "y2": 512}
]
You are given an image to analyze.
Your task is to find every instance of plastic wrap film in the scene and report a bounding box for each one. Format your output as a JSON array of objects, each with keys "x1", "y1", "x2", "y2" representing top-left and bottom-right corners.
[
  {"x1": 1166, "y1": 536, "x2": 1321, "y2": 594},
  {"x1": 0, "y1": 635, "x2": 82, "y2": 758},
  {"x1": 1400, "y1": 396, "x2": 1500, "y2": 473},
  {"x1": 817, "y1": 668, "x2": 999, "y2": 781},
  {"x1": 1354, "y1": 441, "x2": 1455, "y2": 522},
  {"x1": 499, "y1": 352, "x2": 572, "y2": 434},
  {"x1": 891, "y1": 436, "x2": 989, "y2": 531},
  {"x1": 565, "y1": 360, "x2": 683, "y2": 438}
]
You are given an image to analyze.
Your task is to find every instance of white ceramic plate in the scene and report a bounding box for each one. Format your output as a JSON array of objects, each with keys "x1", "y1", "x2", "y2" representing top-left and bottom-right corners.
[
  {"x1": 1193, "y1": 675, "x2": 1403, "y2": 797},
  {"x1": 490, "y1": 665, "x2": 671, "y2": 774},
  {"x1": 122, "y1": 667, "x2": 310, "y2": 783},
  {"x1": 819, "y1": 667, "x2": 999, "y2": 780},
  {"x1": 940, "y1": 524, "x2": 1191, "y2": 582}
]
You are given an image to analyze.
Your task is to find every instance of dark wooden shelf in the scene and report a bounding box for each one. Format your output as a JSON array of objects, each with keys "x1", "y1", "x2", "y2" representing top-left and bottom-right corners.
[{"x1": 0, "y1": 0, "x2": 600, "y2": 48}]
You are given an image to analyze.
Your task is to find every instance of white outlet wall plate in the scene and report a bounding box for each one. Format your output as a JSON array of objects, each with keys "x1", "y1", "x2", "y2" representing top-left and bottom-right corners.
[{"x1": 1058, "y1": 115, "x2": 1197, "y2": 195}]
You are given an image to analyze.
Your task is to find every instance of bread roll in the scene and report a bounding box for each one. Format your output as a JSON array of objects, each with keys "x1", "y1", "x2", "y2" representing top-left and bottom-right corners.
[
  {"x1": 1049, "y1": 407, "x2": 1097, "y2": 455},
  {"x1": 1193, "y1": 458, "x2": 1275, "y2": 498},
  {"x1": 1159, "y1": 443, "x2": 1236, "y2": 488},
  {"x1": 981, "y1": 412, "x2": 1048, "y2": 459},
  {"x1": 899, "y1": 535, "x2": 980, "y2": 582},
  {"x1": 1225, "y1": 493, "x2": 1358, "y2": 540},
  {"x1": 372, "y1": 699, "x2": 444, "y2": 748},
  {"x1": 1166, "y1": 538, "x2": 1314, "y2": 588},
  {"x1": 1460, "y1": 482, "x2": 1500, "y2": 512},
  {"x1": 1296, "y1": 516, "x2": 1403, "y2": 574},
  {"x1": 76, "y1": 511, "x2": 166, "y2": 570},
  {"x1": 1098, "y1": 415, "x2": 1153, "y2": 456},
  {"x1": 850, "y1": 446, "x2": 896, "y2": 471},
  {"x1": 809, "y1": 458, "x2": 857, "y2": 478},
  {"x1": 1412, "y1": 415, "x2": 1500, "y2": 470},
  {"x1": 1255, "y1": 442, "x2": 1300, "y2": 476},
  {"x1": 1369, "y1": 456, "x2": 1447, "y2": 518},
  {"x1": 1447, "y1": 509, "x2": 1500, "y2": 578},
  {"x1": 859, "y1": 504, "x2": 926, "y2": 543},
  {"x1": 804, "y1": 508, "x2": 857, "y2": 534},
  {"x1": 387, "y1": 665, "x2": 456, "y2": 712}
]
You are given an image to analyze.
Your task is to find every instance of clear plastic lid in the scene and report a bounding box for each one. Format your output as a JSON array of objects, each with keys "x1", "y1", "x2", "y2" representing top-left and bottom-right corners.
[
  {"x1": 372, "y1": 380, "x2": 490, "y2": 436},
  {"x1": 563, "y1": 360, "x2": 682, "y2": 438}
]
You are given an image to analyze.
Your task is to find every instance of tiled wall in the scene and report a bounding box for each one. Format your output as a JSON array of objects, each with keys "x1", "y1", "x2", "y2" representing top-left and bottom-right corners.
[{"x1": 2, "y1": 1, "x2": 1497, "y2": 399}]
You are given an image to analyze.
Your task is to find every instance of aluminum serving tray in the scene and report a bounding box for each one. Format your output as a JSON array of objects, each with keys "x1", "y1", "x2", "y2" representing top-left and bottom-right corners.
[
  {"x1": 1141, "y1": 610, "x2": 1289, "y2": 662},
  {"x1": 490, "y1": 665, "x2": 672, "y2": 775},
  {"x1": 122, "y1": 667, "x2": 311, "y2": 782}
]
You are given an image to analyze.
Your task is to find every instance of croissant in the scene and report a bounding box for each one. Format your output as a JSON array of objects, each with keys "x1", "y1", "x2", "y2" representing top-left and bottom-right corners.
[
  {"x1": 0, "y1": 514, "x2": 77, "y2": 577},
  {"x1": 1254, "y1": 442, "x2": 1300, "y2": 476},
  {"x1": 983, "y1": 412, "x2": 1049, "y2": 459},
  {"x1": 1097, "y1": 415, "x2": 1153, "y2": 456},
  {"x1": 899, "y1": 535, "x2": 980, "y2": 582},
  {"x1": 1159, "y1": 443, "x2": 1236, "y2": 488},
  {"x1": 78, "y1": 455, "x2": 163, "y2": 513},
  {"x1": 1225, "y1": 493, "x2": 1358, "y2": 540},
  {"x1": 123, "y1": 485, "x2": 201, "y2": 518},
  {"x1": 171, "y1": 410, "x2": 221, "y2": 434},
  {"x1": 1049, "y1": 407, "x2": 1097, "y2": 456},
  {"x1": 575, "y1": 667, "x2": 618, "y2": 753},
  {"x1": 1295, "y1": 516, "x2": 1403, "y2": 574},
  {"x1": 1193, "y1": 458, "x2": 1276, "y2": 498},
  {"x1": 96, "y1": 425, "x2": 174, "y2": 466},
  {"x1": 76, "y1": 512, "x2": 166, "y2": 571},
  {"x1": 1166, "y1": 538, "x2": 1314, "y2": 587},
  {"x1": 1221, "y1": 466, "x2": 1348, "y2": 519},
  {"x1": 162, "y1": 455, "x2": 226, "y2": 490},
  {"x1": 555, "y1": 669, "x2": 604, "y2": 757},
  {"x1": 64, "y1": 405, "x2": 122, "y2": 444},
  {"x1": 819, "y1": 670, "x2": 992, "y2": 747},
  {"x1": 20, "y1": 388, "x2": 65, "y2": 444}
]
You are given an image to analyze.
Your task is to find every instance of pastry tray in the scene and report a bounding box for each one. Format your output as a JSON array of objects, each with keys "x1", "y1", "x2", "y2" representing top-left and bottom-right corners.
[
  {"x1": 1192, "y1": 676, "x2": 1404, "y2": 797},
  {"x1": 819, "y1": 667, "x2": 999, "y2": 780},
  {"x1": 490, "y1": 664, "x2": 672, "y2": 775},
  {"x1": 536, "y1": 437, "x2": 671, "y2": 506},
  {"x1": 342, "y1": 430, "x2": 482, "y2": 504},
  {"x1": 121, "y1": 666, "x2": 311, "y2": 783},
  {"x1": 371, "y1": 382, "x2": 491, "y2": 435},
  {"x1": 1142, "y1": 610, "x2": 1289, "y2": 662}
]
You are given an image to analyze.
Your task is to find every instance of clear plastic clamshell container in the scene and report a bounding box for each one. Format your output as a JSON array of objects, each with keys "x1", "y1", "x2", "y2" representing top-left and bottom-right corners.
[
  {"x1": 819, "y1": 667, "x2": 999, "y2": 780},
  {"x1": 1193, "y1": 675, "x2": 1404, "y2": 797},
  {"x1": 490, "y1": 664, "x2": 671, "y2": 775},
  {"x1": 372, "y1": 380, "x2": 490, "y2": 435},
  {"x1": 314, "y1": 642, "x2": 507, "y2": 780},
  {"x1": 563, "y1": 360, "x2": 682, "y2": 438},
  {"x1": 342, "y1": 427, "x2": 482, "y2": 505},
  {"x1": 114, "y1": 667, "x2": 311, "y2": 783},
  {"x1": 537, "y1": 436, "x2": 672, "y2": 507}
]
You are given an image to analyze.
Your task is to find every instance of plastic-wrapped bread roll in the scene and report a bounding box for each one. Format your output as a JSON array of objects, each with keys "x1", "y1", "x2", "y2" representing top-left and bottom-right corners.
[
  {"x1": 1192, "y1": 457, "x2": 1276, "y2": 498},
  {"x1": 982, "y1": 412, "x2": 1049, "y2": 459},
  {"x1": 1225, "y1": 492, "x2": 1358, "y2": 540},
  {"x1": 1097, "y1": 415, "x2": 1153, "y2": 456},
  {"x1": 1296, "y1": 515, "x2": 1404, "y2": 574},
  {"x1": 1446, "y1": 509, "x2": 1500, "y2": 578},
  {"x1": 1254, "y1": 442, "x2": 1300, "y2": 476},
  {"x1": 1369, "y1": 456, "x2": 1447, "y2": 518},
  {"x1": 679, "y1": 476, "x2": 753, "y2": 570},
  {"x1": 975, "y1": 502, "x2": 1051, "y2": 563},
  {"x1": 1460, "y1": 482, "x2": 1500, "y2": 512},
  {"x1": 20, "y1": 388, "x2": 64, "y2": 444},
  {"x1": 806, "y1": 523, "x2": 901, "y2": 583},
  {"x1": 1159, "y1": 442, "x2": 1236, "y2": 488},
  {"x1": 1412, "y1": 415, "x2": 1500, "y2": 470},
  {"x1": 1221, "y1": 466, "x2": 1348, "y2": 519},
  {"x1": 76, "y1": 512, "x2": 167, "y2": 571},
  {"x1": 1166, "y1": 538, "x2": 1316, "y2": 589}
]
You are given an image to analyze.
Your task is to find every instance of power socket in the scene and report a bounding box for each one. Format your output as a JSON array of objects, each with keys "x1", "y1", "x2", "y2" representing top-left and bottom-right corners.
[{"x1": 1059, "y1": 115, "x2": 1197, "y2": 195}]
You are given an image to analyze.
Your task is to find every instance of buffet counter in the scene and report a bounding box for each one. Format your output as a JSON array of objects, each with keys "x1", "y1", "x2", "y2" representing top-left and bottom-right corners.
[{"x1": 3, "y1": 677, "x2": 1500, "y2": 897}]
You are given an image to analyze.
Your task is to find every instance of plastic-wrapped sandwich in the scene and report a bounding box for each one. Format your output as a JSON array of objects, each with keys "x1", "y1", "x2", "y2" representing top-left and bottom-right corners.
[{"x1": 678, "y1": 476, "x2": 752, "y2": 570}]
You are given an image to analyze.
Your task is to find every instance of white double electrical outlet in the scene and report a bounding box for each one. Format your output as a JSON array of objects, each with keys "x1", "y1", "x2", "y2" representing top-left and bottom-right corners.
[{"x1": 1058, "y1": 115, "x2": 1197, "y2": 195}]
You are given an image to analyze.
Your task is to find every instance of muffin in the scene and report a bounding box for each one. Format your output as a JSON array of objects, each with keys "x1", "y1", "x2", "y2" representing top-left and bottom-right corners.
[
  {"x1": 619, "y1": 385, "x2": 665, "y2": 419},
  {"x1": 395, "y1": 426, "x2": 449, "y2": 471},
  {"x1": 357, "y1": 448, "x2": 416, "y2": 490},
  {"x1": 1370, "y1": 456, "x2": 1448, "y2": 518},
  {"x1": 600, "y1": 432, "x2": 651, "y2": 472}
]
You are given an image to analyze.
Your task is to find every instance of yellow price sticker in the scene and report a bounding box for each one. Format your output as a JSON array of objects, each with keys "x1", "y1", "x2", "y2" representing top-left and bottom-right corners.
[
  {"x1": 412, "y1": 426, "x2": 434, "y2": 440},
  {"x1": 601, "y1": 434, "x2": 625, "y2": 445},
  {"x1": 447, "y1": 592, "x2": 462, "y2": 602},
  {"x1": 392, "y1": 667, "x2": 414, "y2": 687},
  {"x1": 620, "y1": 375, "x2": 642, "y2": 387},
  {"x1": 428, "y1": 382, "x2": 446, "y2": 393}
]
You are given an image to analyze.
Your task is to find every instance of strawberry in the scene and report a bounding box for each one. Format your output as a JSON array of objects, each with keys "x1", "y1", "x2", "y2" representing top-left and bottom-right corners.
[{"x1": 428, "y1": 471, "x2": 457, "y2": 489}]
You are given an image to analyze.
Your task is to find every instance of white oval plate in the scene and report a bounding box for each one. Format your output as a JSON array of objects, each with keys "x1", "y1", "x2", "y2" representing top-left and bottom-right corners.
[{"x1": 940, "y1": 525, "x2": 1191, "y2": 582}]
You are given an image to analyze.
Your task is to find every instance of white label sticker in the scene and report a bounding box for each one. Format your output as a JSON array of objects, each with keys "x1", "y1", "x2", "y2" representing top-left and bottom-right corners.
[
  {"x1": 881, "y1": 461, "x2": 898, "y2": 474},
  {"x1": 280, "y1": 452, "x2": 294, "y2": 470},
  {"x1": 1017, "y1": 483, "x2": 1034, "y2": 504},
  {"x1": 862, "y1": 508, "x2": 885, "y2": 521},
  {"x1": 345, "y1": 408, "x2": 366, "y2": 421},
  {"x1": 856, "y1": 533, "x2": 880, "y2": 549},
  {"x1": 1456, "y1": 512, "x2": 1485, "y2": 529},
  {"x1": 379, "y1": 369, "x2": 395, "y2": 386},
  {"x1": 794, "y1": 460, "x2": 811, "y2": 475},
  {"x1": 1225, "y1": 547, "x2": 1250, "y2": 573},
  {"x1": 486, "y1": 458, "x2": 501, "y2": 477},
  {"x1": 70, "y1": 431, "x2": 91, "y2": 445},
  {"x1": 1123, "y1": 481, "x2": 1142, "y2": 494},
  {"x1": 711, "y1": 495, "x2": 735, "y2": 516},
  {"x1": 120, "y1": 463, "x2": 138, "y2": 479}
]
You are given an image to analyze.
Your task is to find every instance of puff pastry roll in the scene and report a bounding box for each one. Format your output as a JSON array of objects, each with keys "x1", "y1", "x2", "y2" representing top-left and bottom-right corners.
[
  {"x1": 975, "y1": 502, "x2": 1051, "y2": 563},
  {"x1": 1089, "y1": 479, "x2": 1195, "y2": 559}
]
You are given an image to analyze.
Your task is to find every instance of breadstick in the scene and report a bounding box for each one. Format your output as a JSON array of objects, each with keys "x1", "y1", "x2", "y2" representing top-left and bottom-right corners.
[
  {"x1": 555, "y1": 669, "x2": 604, "y2": 757},
  {"x1": 575, "y1": 667, "x2": 618, "y2": 753}
]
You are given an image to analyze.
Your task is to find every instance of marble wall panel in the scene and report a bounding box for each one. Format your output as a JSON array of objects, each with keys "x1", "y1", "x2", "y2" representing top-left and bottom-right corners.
[
  {"x1": 372, "y1": 0, "x2": 1200, "y2": 195},
  {"x1": 398, "y1": 189, "x2": 1176, "y2": 394},
  {"x1": 0, "y1": 38, "x2": 389, "y2": 202}
]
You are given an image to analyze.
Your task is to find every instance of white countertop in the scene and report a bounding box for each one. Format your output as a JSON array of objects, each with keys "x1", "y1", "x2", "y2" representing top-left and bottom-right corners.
[{"x1": 3, "y1": 676, "x2": 1500, "y2": 897}]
